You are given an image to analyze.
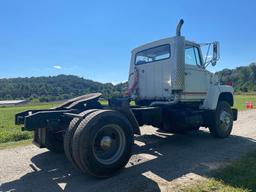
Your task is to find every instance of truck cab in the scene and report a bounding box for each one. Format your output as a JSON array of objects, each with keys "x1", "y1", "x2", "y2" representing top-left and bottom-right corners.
[
  {"x1": 127, "y1": 20, "x2": 227, "y2": 111},
  {"x1": 129, "y1": 38, "x2": 211, "y2": 100}
]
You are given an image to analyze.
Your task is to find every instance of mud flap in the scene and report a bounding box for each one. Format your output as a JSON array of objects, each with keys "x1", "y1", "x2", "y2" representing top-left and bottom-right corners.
[
  {"x1": 232, "y1": 108, "x2": 238, "y2": 121},
  {"x1": 109, "y1": 98, "x2": 141, "y2": 135},
  {"x1": 33, "y1": 128, "x2": 47, "y2": 148}
]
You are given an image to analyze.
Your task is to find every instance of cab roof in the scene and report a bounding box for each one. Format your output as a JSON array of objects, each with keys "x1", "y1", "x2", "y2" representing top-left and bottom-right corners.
[{"x1": 132, "y1": 36, "x2": 200, "y2": 53}]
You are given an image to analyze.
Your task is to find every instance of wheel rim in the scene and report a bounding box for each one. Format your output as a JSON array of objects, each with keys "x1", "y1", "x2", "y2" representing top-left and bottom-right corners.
[
  {"x1": 93, "y1": 124, "x2": 126, "y2": 165},
  {"x1": 220, "y1": 110, "x2": 232, "y2": 132}
]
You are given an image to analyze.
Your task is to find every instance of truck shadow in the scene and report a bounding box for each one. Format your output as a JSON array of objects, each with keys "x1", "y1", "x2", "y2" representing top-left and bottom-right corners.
[{"x1": 1, "y1": 129, "x2": 256, "y2": 192}]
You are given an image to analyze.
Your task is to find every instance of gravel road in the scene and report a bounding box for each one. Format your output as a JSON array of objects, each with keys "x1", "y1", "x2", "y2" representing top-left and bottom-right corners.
[{"x1": 1, "y1": 110, "x2": 256, "y2": 192}]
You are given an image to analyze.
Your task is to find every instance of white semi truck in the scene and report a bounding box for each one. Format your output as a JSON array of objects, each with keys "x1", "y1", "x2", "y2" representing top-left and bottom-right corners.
[{"x1": 15, "y1": 19, "x2": 237, "y2": 178}]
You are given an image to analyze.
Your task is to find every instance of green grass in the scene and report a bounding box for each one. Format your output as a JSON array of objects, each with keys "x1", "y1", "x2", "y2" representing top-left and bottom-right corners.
[
  {"x1": 99, "y1": 99, "x2": 108, "y2": 105},
  {"x1": 182, "y1": 179, "x2": 248, "y2": 192},
  {"x1": 234, "y1": 95, "x2": 256, "y2": 111},
  {"x1": 182, "y1": 151, "x2": 256, "y2": 192},
  {"x1": 0, "y1": 102, "x2": 59, "y2": 144}
]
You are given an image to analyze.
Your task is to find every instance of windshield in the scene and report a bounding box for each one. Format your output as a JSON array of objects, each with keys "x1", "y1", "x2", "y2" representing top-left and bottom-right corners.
[{"x1": 135, "y1": 44, "x2": 170, "y2": 65}]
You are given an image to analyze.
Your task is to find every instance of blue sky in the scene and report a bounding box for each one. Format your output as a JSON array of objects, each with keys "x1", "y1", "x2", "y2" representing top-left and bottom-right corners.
[{"x1": 0, "y1": 0, "x2": 255, "y2": 83}]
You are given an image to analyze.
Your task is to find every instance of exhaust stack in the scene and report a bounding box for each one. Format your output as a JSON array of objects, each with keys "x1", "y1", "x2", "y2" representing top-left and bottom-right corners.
[
  {"x1": 176, "y1": 19, "x2": 184, "y2": 36},
  {"x1": 171, "y1": 19, "x2": 185, "y2": 91}
]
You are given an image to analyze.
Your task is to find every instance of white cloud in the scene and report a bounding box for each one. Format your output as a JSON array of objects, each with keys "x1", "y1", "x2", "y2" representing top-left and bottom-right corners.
[{"x1": 53, "y1": 65, "x2": 62, "y2": 69}]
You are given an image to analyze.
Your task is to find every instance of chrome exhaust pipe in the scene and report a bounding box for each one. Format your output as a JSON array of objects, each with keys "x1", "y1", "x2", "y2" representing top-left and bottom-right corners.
[{"x1": 176, "y1": 19, "x2": 184, "y2": 36}]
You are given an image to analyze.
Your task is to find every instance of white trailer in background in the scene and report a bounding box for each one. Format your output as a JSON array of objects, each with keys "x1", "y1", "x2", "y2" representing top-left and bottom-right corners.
[{"x1": 0, "y1": 99, "x2": 27, "y2": 106}]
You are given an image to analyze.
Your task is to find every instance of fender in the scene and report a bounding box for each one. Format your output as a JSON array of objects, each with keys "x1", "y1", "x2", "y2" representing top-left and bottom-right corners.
[
  {"x1": 200, "y1": 84, "x2": 234, "y2": 110},
  {"x1": 109, "y1": 97, "x2": 141, "y2": 135}
]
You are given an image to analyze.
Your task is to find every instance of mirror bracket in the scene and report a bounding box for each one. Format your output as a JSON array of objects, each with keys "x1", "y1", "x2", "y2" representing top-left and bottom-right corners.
[{"x1": 200, "y1": 41, "x2": 220, "y2": 67}]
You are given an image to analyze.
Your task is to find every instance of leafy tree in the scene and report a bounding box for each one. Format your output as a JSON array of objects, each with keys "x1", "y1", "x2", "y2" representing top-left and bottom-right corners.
[
  {"x1": 0, "y1": 75, "x2": 127, "y2": 102},
  {"x1": 216, "y1": 63, "x2": 256, "y2": 93}
]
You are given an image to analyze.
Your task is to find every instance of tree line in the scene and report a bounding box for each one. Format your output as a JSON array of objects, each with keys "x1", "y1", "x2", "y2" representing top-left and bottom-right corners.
[
  {"x1": 216, "y1": 63, "x2": 256, "y2": 92},
  {"x1": 0, "y1": 63, "x2": 255, "y2": 102},
  {"x1": 0, "y1": 75, "x2": 127, "y2": 102}
]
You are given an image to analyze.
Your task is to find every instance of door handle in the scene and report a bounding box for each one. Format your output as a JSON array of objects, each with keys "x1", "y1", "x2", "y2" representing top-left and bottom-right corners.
[{"x1": 185, "y1": 72, "x2": 192, "y2": 75}]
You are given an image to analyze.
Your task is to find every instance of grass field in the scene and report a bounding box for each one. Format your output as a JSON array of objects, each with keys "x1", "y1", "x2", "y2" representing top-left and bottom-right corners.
[
  {"x1": 0, "y1": 95, "x2": 255, "y2": 145},
  {"x1": 0, "y1": 102, "x2": 59, "y2": 144},
  {"x1": 234, "y1": 95, "x2": 256, "y2": 111}
]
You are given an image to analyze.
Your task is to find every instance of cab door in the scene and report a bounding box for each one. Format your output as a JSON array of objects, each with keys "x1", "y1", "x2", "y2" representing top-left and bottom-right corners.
[{"x1": 183, "y1": 44, "x2": 209, "y2": 101}]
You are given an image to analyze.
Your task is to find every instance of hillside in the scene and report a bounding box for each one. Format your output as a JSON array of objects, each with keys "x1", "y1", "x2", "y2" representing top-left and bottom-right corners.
[
  {"x1": 0, "y1": 75, "x2": 127, "y2": 102},
  {"x1": 0, "y1": 63, "x2": 255, "y2": 102},
  {"x1": 216, "y1": 63, "x2": 256, "y2": 92}
]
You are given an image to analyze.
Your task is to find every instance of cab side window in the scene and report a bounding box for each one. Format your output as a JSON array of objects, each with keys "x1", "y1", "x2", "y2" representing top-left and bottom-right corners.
[
  {"x1": 135, "y1": 44, "x2": 170, "y2": 65},
  {"x1": 185, "y1": 46, "x2": 202, "y2": 66}
]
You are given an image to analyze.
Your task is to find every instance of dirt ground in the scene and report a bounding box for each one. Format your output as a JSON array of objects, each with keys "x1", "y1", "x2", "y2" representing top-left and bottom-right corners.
[{"x1": 1, "y1": 110, "x2": 256, "y2": 192}]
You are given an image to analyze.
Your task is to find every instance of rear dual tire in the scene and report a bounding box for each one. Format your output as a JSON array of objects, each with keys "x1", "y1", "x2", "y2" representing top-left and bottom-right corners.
[
  {"x1": 64, "y1": 109, "x2": 99, "y2": 169},
  {"x1": 65, "y1": 109, "x2": 134, "y2": 178}
]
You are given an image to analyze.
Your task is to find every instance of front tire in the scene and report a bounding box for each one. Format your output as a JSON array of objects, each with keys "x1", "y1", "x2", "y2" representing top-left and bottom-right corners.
[
  {"x1": 209, "y1": 101, "x2": 233, "y2": 138},
  {"x1": 72, "y1": 110, "x2": 134, "y2": 177}
]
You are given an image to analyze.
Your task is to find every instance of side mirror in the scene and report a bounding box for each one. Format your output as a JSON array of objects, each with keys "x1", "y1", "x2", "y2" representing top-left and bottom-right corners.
[{"x1": 211, "y1": 41, "x2": 220, "y2": 66}]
